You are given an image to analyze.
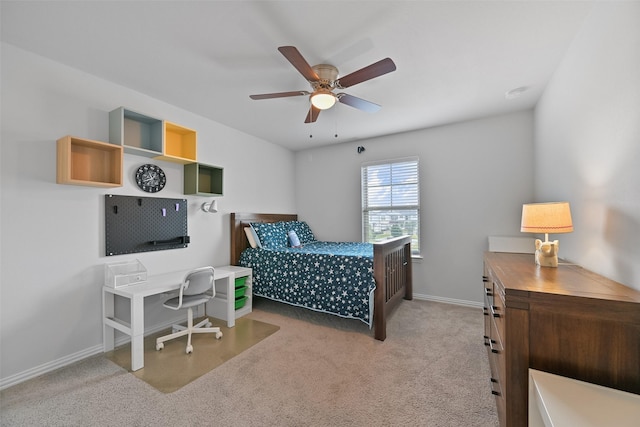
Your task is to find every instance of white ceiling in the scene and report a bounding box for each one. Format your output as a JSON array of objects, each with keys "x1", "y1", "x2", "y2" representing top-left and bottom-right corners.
[{"x1": 1, "y1": 1, "x2": 594, "y2": 151}]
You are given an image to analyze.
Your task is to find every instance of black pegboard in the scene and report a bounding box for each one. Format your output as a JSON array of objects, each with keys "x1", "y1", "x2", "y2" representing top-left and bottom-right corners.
[{"x1": 105, "y1": 194, "x2": 189, "y2": 256}]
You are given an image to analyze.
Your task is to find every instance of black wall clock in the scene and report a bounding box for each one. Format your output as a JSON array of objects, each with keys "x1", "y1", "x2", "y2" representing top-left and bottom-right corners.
[{"x1": 135, "y1": 164, "x2": 166, "y2": 193}]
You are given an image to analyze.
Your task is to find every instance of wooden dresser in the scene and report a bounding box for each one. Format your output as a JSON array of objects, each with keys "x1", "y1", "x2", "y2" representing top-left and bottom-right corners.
[{"x1": 482, "y1": 252, "x2": 640, "y2": 427}]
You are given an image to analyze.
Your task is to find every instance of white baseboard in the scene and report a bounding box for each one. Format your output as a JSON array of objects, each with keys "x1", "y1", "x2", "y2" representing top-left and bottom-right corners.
[
  {"x1": 0, "y1": 316, "x2": 185, "y2": 391},
  {"x1": 0, "y1": 344, "x2": 104, "y2": 391},
  {"x1": 413, "y1": 292, "x2": 483, "y2": 309}
]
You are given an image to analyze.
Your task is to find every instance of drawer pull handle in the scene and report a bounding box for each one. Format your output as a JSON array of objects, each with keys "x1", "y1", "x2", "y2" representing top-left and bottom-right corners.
[
  {"x1": 483, "y1": 307, "x2": 489, "y2": 316},
  {"x1": 490, "y1": 305, "x2": 500, "y2": 318},
  {"x1": 489, "y1": 339, "x2": 500, "y2": 354},
  {"x1": 485, "y1": 287, "x2": 493, "y2": 296},
  {"x1": 482, "y1": 276, "x2": 489, "y2": 282},
  {"x1": 489, "y1": 378, "x2": 502, "y2": 396}
]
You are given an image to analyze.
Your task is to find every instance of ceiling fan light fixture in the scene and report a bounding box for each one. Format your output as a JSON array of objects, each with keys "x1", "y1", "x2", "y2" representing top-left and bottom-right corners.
[
  {"x1": 310, "y1": 89, "x2": 336, "y2": 110},
  {"x1": 250, "y1": 46, "x2": 396, "y2": 122}
]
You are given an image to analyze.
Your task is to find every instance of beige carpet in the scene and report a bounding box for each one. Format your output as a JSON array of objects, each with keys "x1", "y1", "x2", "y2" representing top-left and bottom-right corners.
[
  {"x1": 105, "y1": 316, "x2": 279, "y2": 393},
  {"x1": 1, "y1": 299, "x2": 498, "y2": 426}
]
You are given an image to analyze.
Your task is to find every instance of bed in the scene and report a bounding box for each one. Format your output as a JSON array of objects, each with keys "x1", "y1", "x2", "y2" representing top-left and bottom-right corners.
[{"x1": 230, "y1": 213, "x2": 413, "y2": 340}]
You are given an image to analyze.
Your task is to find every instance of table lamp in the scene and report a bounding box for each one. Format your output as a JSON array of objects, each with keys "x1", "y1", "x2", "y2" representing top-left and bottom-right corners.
[{"x1": 520, "y1": 202, "x2": 573, "y2": 267}]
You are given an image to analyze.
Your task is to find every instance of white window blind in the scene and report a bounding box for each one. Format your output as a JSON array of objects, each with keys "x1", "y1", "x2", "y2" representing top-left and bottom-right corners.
[{"x1": 361, "y1": 158, "x2": 420, "y2": 255}]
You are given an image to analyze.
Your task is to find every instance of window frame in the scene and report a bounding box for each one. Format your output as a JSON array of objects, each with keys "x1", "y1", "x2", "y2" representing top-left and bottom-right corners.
[{"x1": 361, "y1": 156, "x2": 420, "y2": 256}]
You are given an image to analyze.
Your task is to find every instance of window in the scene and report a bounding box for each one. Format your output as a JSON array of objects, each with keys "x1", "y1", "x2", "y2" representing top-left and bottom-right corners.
[{"x1": 361, "y1": 157, "x2": 420, "y2": 255}]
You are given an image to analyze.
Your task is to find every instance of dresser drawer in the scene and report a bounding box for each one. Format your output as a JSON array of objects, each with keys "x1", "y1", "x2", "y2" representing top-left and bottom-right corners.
[
  {"x1": 488, "y1": 343, "x2": 503, "y2": 389},
  {"x1": 485, "y1": 269, "x2": 506, "y2": 348},
  {"x1": 489, "y1": 314, "x2": 504, "y2": 358},
  {"x1": 483, "y1": 294, "x2": 491, "y2": 346},
  {"x1": 488, "y1": 345, "x2": 506, "y2": 426},
  {"x1": 484, "y1": 263, "x2": 507, "y2": 426},
  {"x1": 491, "y1": 279, "x2": 506, "y2": 343}
]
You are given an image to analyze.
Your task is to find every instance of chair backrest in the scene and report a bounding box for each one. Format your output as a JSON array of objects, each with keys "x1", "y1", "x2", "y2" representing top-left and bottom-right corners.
[{"x1": 181, "y1": 266, "x2": 215, "y2": 297}]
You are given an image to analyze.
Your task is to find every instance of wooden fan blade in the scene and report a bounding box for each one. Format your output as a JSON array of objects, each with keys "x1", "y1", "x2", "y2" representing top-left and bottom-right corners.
[
  {"x1": 250, "y1": 91, "x2": 309, "y2": 100},
  {"x1": 338, "y1": 93, "x2": 381, "y2": 113},
  {"x1": 336, "y1": 58, "x2": 396, "y2": 88},
  {"x1": 278, "y1": 46, "x2": 320, "y2": 82},
  {"x1": 305, "y1": 105, "x2": 321, "y2": 123}
]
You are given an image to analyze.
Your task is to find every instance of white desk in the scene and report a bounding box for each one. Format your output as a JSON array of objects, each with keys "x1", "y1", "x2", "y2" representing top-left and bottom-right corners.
[
  {"x1": 206, "y1": 265, "x2": 252, "y2": 324},
  {"x1": 102, "y1": 268, "x2": 237, "y2": 371}
]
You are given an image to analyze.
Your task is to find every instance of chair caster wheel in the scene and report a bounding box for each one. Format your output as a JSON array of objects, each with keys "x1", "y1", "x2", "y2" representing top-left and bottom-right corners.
[
  {"x1": 205, "y1": 320, "x2": 213, "y2": 327},
  {"x1": 216, "y1": 331, "x2": 223, "y2": 339},
  {"x1": 186, "y1": 345, "x2": 193, "y2": 354},
  {"x1": 156, "y1": 342, "x2": 164, "y2": 351}
]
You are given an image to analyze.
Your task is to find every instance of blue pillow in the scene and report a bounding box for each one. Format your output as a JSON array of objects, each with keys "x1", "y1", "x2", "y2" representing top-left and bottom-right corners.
[
  {"x1": 288, "y1": 230, "x2": 302, "y2": 247},
  {"x1": 250, "y1": 221, "x2": 288, "y2": 249},
  {"x1": 286, "y1": 221, "x2": 316, "y2": 244}
]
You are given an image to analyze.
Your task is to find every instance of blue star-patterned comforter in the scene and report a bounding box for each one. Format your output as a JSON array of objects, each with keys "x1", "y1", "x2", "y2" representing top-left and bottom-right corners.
[{"x1": 239, "y1": 241, "x2": 376, "y2": 326}]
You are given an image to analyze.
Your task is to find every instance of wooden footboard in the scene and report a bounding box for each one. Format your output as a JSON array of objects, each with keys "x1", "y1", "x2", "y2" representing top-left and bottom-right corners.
[
  {"x1": 230, "y1": 213, "x2": 413, "y2": 340},
  {"x1": 373, "y1": 235, "x2": 413, "y2": 341}
]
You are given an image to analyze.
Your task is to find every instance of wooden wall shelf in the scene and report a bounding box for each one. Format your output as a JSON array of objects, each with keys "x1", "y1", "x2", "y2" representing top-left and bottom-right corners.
[
  {"x1": 184, "y1": 162, "x2": 223, "y2": 196},
  {"x1": 155, "y1": 121, "x2": 197, "y2": 164},
  {"x1": 109, "y1": 107, "x2": 163, "y2": 157},
  {"x1": 109, "y1": 107, "x2": 197, "y2": 164},
  {"x1": 56, "y1": 135, "x2": 123, "y2": 187}
]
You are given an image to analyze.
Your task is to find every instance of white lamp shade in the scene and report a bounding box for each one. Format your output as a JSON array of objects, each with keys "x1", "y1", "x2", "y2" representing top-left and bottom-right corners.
[
  {"x1": 521, "y1": 202, "x2": 573, "y2": 234},
  {"x1": 310, "y1": 90, "x2": 336, "y2": 110}
]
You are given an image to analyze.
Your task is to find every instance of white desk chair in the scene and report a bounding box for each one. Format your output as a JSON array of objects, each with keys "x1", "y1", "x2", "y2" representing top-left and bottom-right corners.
[{"x1": 155, "y1": 266, "x2": 222, "y2": 353}]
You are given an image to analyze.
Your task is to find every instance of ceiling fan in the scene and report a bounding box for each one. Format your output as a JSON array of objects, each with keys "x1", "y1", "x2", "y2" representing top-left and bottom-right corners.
[{"x1": 250, "y1": 46, "x2": 396, "y2": 123}]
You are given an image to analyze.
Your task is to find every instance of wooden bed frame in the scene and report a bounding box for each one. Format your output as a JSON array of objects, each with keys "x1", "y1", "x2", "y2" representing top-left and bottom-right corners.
[{"x1": 230, "y1": 213, "x2": 413, "y2": 340}]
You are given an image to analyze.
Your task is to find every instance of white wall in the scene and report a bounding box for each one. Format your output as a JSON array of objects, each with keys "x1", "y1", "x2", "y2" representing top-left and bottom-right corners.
[
  {"x1": 6, "y1": 0, "x2": 637, "y2": 388},
  {"x1": 295, "y1": 111, "x2": 535, "y2": 305},
  {"x1": 534, "y1": 2, "x2": 640, "y2": 290},
  {"x1": 0, "y1": 43, "x2": 296, "y2": 385}
]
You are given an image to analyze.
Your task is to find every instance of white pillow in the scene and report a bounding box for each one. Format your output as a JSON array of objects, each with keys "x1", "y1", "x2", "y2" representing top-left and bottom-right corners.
[{"x1": 244, "y1": 226, "x2": 262, "y2": 248}]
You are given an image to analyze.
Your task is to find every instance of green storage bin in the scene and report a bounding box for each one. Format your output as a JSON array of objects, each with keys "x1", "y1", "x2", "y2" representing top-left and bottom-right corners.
[
  {"x1": 234, "y1": 276, "x2": 247, "y2": 288},
  {"x1": 234, "y1": 285, "x2": 247, "y2": 298},
  {"x1": 235, "y1": 295, "x2": 247, "y2": 310}
]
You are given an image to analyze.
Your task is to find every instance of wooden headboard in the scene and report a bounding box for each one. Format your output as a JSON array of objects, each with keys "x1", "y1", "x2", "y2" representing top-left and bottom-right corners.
[{"x1": 230, "y1": 212, "x2": 298, "y2": 265}]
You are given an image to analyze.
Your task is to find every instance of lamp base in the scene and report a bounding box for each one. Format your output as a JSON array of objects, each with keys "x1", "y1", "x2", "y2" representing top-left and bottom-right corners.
[{"x1": 535, "y1": 239, "x2": 559, "y2": 267}]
